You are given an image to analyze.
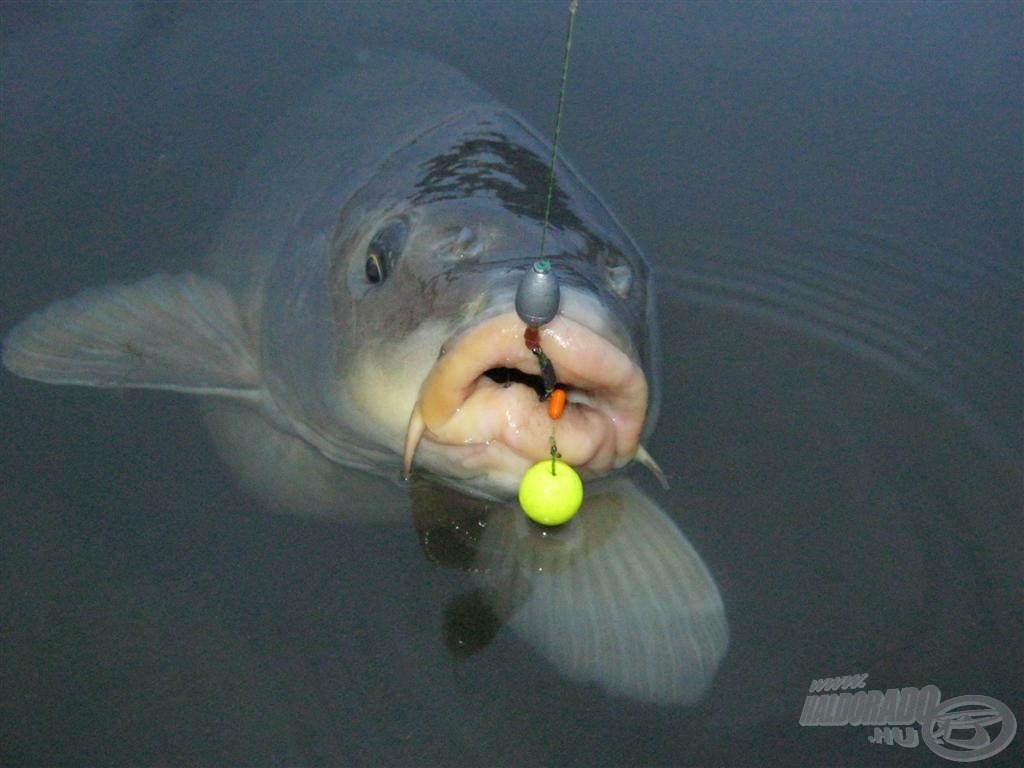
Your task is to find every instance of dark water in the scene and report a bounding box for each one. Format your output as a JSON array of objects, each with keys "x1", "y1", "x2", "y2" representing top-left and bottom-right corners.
[{"x1": 1, "y1": 2, "x2": 1020, "y2": 766}]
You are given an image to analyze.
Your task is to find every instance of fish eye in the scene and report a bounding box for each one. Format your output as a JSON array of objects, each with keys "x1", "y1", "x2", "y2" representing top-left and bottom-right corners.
[
  {"x1": 365, "y1": 252, "x2": 386, "y2": 284},
  {"x1": 364, "y1": 219, "x2": 409, "y2": 286}
]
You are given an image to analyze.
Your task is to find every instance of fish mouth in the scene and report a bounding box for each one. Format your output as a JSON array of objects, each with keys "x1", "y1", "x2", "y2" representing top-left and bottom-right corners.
[{"x1": 403, "y1": 311, "x2": 650, "y2": 496}]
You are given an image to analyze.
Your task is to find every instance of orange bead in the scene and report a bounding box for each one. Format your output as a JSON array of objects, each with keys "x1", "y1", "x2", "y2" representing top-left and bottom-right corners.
[{"x1": 547, "y1": 387, "x2": 567, "y2": 420}]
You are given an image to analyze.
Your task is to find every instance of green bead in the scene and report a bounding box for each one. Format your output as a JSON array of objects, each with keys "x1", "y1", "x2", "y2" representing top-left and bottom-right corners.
[{"x1": 518, "y1": 459, "x2": 583, "y2": 526}]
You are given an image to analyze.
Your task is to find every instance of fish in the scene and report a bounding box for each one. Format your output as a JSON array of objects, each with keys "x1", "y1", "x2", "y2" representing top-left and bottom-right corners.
[{"x1": 2, "y1": 50, "x2": 727, "y2": 705}]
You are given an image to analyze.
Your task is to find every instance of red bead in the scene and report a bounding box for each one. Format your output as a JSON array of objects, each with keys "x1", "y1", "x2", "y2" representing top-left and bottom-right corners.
[{"x1": 524, "y1": 326, "x2": 540, "y2": 351}]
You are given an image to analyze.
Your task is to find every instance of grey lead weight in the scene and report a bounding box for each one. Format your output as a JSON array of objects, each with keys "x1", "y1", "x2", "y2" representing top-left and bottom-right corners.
[{"x1": 515, "y1": 259, "x2": 560, "y2": 327}]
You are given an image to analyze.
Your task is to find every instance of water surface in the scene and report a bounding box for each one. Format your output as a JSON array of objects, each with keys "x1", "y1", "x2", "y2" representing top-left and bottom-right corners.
[{"x1": 1, "y1": 2, "x2": 1020, "y2": 766}]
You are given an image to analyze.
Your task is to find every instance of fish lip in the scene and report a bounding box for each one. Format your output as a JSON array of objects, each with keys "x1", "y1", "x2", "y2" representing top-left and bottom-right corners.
[{"x1": 405, "y1": 309, "x2": 648, "y2": 495}]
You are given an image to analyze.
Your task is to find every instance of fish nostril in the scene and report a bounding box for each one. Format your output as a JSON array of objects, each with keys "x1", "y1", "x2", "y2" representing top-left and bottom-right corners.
[
  {"x1": 605, "y1": 263, "x2": 633, "y2": 297},
  {"x1": 438, "y1": 226, "x2": 481, "y2": 261}
]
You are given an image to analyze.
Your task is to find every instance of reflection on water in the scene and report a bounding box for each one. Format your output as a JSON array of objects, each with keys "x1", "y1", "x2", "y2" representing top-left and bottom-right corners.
[
  {"x1": 1, "y1": 2, "x2": 1020, "y2": 767},
  {"x1": 663, "y1": 217, "x2": 1020, "y2": 468}
]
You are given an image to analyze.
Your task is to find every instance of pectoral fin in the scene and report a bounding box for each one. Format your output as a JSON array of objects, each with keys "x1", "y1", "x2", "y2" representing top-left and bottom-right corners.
[
  {"x1": 475, "y1": 478, "x2": 729, "y2": 706},
  {"x1": 3, "y1": 272, "x2": 262, "y2": 399}
]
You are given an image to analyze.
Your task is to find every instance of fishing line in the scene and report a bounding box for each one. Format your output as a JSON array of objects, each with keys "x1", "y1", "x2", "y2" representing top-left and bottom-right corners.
[
  {"x1": 537, "y1": 0, "x2": 578, "y2": 260},
  {"x1": 538, "y1": 1, "x2": 577, "y2": 474},
  {"x1": 516, "y1": 1, "x2": 586, "y2": 522}
]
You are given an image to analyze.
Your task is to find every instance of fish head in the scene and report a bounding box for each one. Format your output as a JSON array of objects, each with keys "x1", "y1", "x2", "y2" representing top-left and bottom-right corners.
[{"x1": 329, "y1": 110, "x2": 659, "y2": 497}]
